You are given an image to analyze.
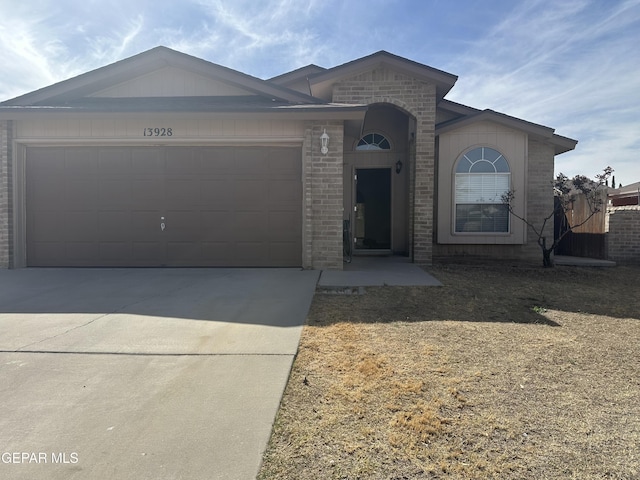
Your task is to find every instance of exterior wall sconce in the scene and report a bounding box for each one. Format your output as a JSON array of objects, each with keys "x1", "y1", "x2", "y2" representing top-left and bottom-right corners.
[
  {"x1": 395, "y1": 159, "x2": 403, "y2": 174},
  {"x1": 320, "y1": 129, "x2": 330, "y2": 155}
]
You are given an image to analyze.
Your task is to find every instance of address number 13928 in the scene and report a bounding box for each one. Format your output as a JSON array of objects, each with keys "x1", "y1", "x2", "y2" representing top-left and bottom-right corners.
[{"x1": 143, "y1": 128, "x2": 173, "y2": 137}]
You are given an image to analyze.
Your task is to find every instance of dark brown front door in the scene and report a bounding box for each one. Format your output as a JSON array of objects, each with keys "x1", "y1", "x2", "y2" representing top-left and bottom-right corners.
[
  {"x1": 354, "y1": 168, "x2": 391, "y2": 250},
  {"x1": 26, "y1": 146, "x2": 302, "y2": 267}
]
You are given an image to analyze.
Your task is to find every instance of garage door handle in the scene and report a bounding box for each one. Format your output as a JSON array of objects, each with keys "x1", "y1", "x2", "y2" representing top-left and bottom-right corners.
[{"x1": 161, "y1": 217, "x2": 166, "y2": 232}]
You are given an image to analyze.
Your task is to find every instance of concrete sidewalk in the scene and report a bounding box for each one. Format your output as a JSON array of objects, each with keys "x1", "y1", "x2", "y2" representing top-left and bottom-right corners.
[
  {"x1": 0, "y1": 268, "x2": 319, "y2": 480},
  {"x1": 318, "y1": 256, "x2": 442, "y2": 287}
]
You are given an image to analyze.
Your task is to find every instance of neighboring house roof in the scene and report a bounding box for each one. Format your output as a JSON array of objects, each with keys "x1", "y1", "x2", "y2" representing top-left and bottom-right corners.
[
  {"x1": 609, "y1": 181, "x2": 640, "y2": 206},
  {"x1": 610, "y1": 181, "x2": 640, "y2": 195},
  {"x1": 435, "y1": 108, "x2": 578, "y2": 155},
  {"x1": 305, "y1": 50, "x2": 458, "y2": 102}
]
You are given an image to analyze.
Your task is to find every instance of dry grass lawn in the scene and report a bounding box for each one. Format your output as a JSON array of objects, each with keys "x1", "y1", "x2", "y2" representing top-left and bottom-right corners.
[{"x1": 258, "y1": 262, "x2": 640, "y2": 479}]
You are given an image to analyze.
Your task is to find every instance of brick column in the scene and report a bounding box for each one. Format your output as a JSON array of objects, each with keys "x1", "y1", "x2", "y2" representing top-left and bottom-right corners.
[
  {"x1": 526, "y1": 139, "x2": 555, "y2": 260},
  {"x1": 332, "y1": 68, "x2": 437, "y2": 265},
  {"x1": 303, "y1": 122, "x2": 344, "y2": 270},
  {"x1": 0, "y1": 120, "x2": 12, "y2": 268}
]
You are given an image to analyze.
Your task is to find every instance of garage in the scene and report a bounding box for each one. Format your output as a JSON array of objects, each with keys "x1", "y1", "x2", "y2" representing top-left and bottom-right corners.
[{"x1": 26, "y1": 146, "x2": 302, "y2": 267}]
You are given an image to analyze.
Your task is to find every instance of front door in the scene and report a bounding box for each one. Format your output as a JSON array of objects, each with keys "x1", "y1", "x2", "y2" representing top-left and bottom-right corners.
[{"x1": 354, "y1": 168, "x2": 391, "y2": 251}]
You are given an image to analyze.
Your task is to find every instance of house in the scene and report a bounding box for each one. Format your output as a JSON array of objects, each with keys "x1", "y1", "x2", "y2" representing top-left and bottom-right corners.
[
  {"x1": 0, "y1": 47, "x2": 577, "y2": 269},
  {"x1": 609, "y1": 181, "x2": 640, "y2": 207}
]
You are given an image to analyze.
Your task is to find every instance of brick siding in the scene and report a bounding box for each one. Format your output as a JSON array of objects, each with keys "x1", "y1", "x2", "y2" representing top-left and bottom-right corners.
[
  {"x1": 525, "y1": 139, "x2": 555, "y2": 260},
  {"x1": 303, "y1": 122, "x2": 344, "y2": 269},
  {"x1": 608, "y1": 206, "x2": 640, "y2": 264},
  {"x1": 0, "y1": 120, "x2": 12, "y2": 268},
  {"x1": 332, "y1": 68, "x2": 437, "y2": 265}
]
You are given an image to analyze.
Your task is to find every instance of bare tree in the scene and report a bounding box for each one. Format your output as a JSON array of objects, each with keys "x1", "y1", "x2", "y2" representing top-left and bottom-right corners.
[{"x1": 502, "y1": 167, "x2": 613, "y2": 267}]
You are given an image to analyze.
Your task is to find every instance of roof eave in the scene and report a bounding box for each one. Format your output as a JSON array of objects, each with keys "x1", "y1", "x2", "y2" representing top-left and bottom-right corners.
[
  {"x1": 308, "y1": 50, "x2": 457, "y2": 101},
  {"x1": 1, "y1": 46, "x2": 322, "y2": 107}
]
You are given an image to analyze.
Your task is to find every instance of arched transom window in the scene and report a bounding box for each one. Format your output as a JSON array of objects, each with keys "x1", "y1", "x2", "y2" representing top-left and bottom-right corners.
[
  {"x1": 356, "y1": 133, "x2": 391, "y2": 150},
  {"x1": 455, "y1": 147, "x2": 510, "y2": 233}
]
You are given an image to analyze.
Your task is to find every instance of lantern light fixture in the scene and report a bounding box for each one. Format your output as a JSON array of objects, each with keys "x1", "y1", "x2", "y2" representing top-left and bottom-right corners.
[{"x1": 320, "y1": 129, "x2": 329, "y2": 155}]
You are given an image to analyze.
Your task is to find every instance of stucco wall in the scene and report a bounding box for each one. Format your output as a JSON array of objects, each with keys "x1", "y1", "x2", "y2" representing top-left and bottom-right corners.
[
  {"x1": 608, "y1": 206, "x2": 640, "y2": 264},
  {"x1": 433, "y1": 136, "x2": 556, "y2": 263},
  {"x1": 332, "y1": 67, "x2": 436, "y2": 265},
  {"x1": 436, "y1": 120, "x2": 528, "y2": 246},
  {"x1": 0, "y1": 120, "x2": 12, "y2": 268}
]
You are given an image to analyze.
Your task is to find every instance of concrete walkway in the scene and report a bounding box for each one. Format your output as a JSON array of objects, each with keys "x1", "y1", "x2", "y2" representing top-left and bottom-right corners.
[
  {"x1": 554, "y1": 255, "x2": 616, "y2": 267},
  {"x1": 0, "y1": 268, "x2": 319, "y2": 480},
  {"x1": 318, "y1": 256, "x2": 442, "y2": 287}
]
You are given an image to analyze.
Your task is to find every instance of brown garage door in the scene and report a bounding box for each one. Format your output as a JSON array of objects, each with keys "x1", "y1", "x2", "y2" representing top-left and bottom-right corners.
[{"x1": 26, "y1": 146, "x2": 302, "y2": 267}]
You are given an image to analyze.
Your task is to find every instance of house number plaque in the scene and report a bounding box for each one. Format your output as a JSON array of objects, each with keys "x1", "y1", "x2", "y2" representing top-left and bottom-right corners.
[{"x1": 143, "y1": 128, "x2": 173, "y2": 137}]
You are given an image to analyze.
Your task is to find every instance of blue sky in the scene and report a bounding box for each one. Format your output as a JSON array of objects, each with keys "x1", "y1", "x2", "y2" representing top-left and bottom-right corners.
[{"x1": 1, "y1": 0, "x2": 639, "y2": 184}]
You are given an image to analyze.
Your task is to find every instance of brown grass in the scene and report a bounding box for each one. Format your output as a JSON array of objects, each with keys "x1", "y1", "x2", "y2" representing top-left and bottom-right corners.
[{"x1": 258, "y1": 263, "x2": 640, "y2": 479}]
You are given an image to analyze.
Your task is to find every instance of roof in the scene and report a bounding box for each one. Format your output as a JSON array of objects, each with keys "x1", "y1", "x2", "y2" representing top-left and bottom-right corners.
[
  {"x1": 1, "y1": 46, "x2": 321, "y2": 107},
  {"x1": 306, "y1": 50, "x2": 458, "y2": 102},
  {"x1": 609, "y1": 181, "x2": 640, "y2": 196},
  {"x1": 435, "y1": 108, "x2": 578, "y2": 155}
]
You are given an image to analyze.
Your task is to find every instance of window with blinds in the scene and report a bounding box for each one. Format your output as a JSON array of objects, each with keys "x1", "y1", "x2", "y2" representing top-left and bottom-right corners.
[{"x1": 454, "y1": 147, "x2": 510, "y2": 233}]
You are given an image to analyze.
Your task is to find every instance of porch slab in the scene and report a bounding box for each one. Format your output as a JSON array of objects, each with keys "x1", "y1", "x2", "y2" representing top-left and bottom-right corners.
[{"x1": 318, "y1": 256, "x2": 442, "y2": 287}]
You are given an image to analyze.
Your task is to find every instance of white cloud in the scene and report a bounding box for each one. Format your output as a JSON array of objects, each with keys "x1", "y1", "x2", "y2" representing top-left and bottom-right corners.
[
  {"x1": 0, "y1": 0, "x2": 637, "y2": 183},
  {"x1": 445, "y1": 0, "x2": 640, "y2": 183}
]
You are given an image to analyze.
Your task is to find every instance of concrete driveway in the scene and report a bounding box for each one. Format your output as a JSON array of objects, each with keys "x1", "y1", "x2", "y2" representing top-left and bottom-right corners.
[{"x1": 0, "y1": 268, "x2": 319, "y2": 480}]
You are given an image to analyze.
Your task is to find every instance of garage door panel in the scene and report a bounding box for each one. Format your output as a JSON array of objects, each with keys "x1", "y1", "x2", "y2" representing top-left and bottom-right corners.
[
  {"x1": 99, "y1": 211, "x2": 132, "y2": 241},
  {"x1": 66, "y1": 180, "x2": 99, "y2": 208},
  {"x1": 65, "y1": 148, "x2": 98, "y2": 176},
  {"x1": 64, "y1": 212, "x2": 98, "y2": 240},
  {"x1": 132, "y1": 242, "x2": 164, "y2": 261},
  {"x1": 27, "y1": 146, "x2": 302, "y2": 267},
  {"x1": 164, "y1": 211, "x2": 200, "y2": 240},
  {"x1": 269, "y1": 180, "x2": 301, "y2": 204},
  {"x1": 166, "y1": 179, "x2": 201, "y2": 206},
  {"x1": 30, "y1": 181, "x2": 64, "y2": 207},
  {"x1": 269, "y1": 149, "x2": 299, "y2": 171},
  {"x1": 100, "y1": 242, "x2": 131, "y2": 260},
  {"x1": 268, "y1": 211, "x2": 299, "y2": 240},
  {"x1": 30, "y1": 242, "x2": 65, "y2": 265},
  {"x1": 130, "y1": 211, "x2": 163, "y2": 239},
  {"x1": 100, "y1": 180, "x2": 132, "y2": 206},
  {"x1": 201, "y1": 242, "x2": 231, "y2": 261},
  {"x1": 166, "y1": 148, "x2": 199, "y2": 174},
  {"x1": 66, "y1": 242, "x2": 99, "y2": 261},
  {"x1": 234, "y1": 212, "x2": 268, "y2": 237},
  {"x1": 131, "y1": 148, "x2": 164, "y2": 173},
  {"x1": 131, "y1": 179, "x2": 164, "y2": 205},
  {"x1": 166, "y1": 242, "x2": 201, "y2": 262},
  {"x1": 235, "y1": 148, "x2": 269, "y2": 173},
  {"x1": 99, "y1": 148, "x2": 131, "y2": 173},
  {"x1": 197, "y1": 148, "x2": 235, "y2": 171},
  {"x1": 200, "y1": 180, "x2": 230, "y2": 203},
  {"x1": 233, "y1": 180, "x2": 268, "y2": 204},
  {"x1": 270, "y1": 242, "x2": 301, "y2": 265},
  {"x1": 236, "y1": 242, "x2": 267, "y2": 262},
  {"x1": 31, "y1": 212, "x2": 64, "y2": 240}
]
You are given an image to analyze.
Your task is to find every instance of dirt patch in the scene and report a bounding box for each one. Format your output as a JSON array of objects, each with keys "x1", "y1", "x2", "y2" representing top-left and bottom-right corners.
[{"x1": 258, "y1": 264, "x2": 640, "y2": 479}]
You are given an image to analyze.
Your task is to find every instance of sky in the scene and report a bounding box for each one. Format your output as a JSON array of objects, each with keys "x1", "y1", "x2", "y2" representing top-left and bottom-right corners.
[{"x1": 1, "y1": 0, "x2": 639, "y2": 185}]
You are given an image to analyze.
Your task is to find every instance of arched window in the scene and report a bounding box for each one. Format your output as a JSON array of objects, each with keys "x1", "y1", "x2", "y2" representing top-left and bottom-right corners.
[
  {"x1": 454, "y1": 147, "x2": 510, "y2": 233},
  {"x1": 356, "y1": 133, "x2": 391, "y2": 150}
]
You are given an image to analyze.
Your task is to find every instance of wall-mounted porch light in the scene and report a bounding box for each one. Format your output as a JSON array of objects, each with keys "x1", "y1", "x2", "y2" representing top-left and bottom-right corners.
[
  {"x1": 320, "y1": 129, "x2": 330, "y2": 155},
  {"x1": 395, "y1": 159, "x2": 403, "y2": 174}
]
